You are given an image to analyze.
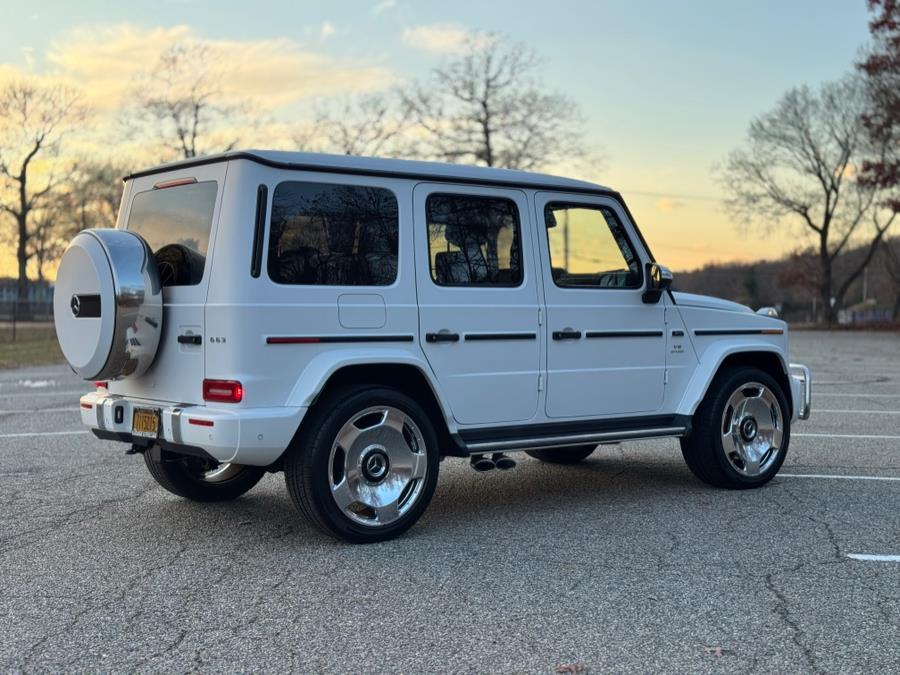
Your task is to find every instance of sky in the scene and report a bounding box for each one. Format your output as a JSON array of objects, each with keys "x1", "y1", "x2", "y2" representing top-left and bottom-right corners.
[{"x1": 0, "y1": 0, "x2": 876, "y2": 274}]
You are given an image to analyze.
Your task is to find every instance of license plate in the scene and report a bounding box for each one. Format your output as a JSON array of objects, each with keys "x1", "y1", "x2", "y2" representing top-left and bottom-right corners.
[{"x1": 132, "y1": 407, "x2": 160, "y2": 438}]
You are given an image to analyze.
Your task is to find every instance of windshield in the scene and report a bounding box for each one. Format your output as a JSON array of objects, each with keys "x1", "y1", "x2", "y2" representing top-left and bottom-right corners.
[{"x1": 126, "y1": 180, "x2": 217, "y2": 286}]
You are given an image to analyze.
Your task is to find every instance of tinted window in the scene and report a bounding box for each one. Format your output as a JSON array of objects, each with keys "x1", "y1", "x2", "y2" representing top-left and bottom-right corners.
[
  {"x1": 426, "y1": 194, "x2": 522, "y2": 287},
  {"x1": 545, "y1": 203, "x2": 641, "y2": 288},
  {"x1": 127, "y1": 181, "x2": 217, "y2": 287},
  {"x1": 268, "y1": 182, "x2": 399, "y2": 286}
]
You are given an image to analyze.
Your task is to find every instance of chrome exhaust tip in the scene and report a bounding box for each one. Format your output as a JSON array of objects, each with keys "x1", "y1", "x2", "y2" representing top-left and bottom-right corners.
[{"x1": 470, "y1": 454, "x2": 496, "y2": 472}]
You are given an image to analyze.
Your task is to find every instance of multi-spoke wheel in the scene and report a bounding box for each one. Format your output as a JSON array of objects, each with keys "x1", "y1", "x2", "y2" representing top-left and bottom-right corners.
[
  {"x1": 681, "y1": 366, "x2": 790, "y2": 489},
  {"x1": 285, "y1": 386, "x2": 439, "y2": 543},
  {"x1": 143, "y1": 450, "x2": 265, "y2": 501}
]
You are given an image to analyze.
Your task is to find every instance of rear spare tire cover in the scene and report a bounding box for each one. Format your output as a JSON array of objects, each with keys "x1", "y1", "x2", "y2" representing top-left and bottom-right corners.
[{"x1": 53, "y1": 229, "x2": 162, "y2": 380}]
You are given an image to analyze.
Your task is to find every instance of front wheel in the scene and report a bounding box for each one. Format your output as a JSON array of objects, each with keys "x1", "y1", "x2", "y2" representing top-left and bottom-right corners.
[
  {"x1": 143, "y1": 450, "x2": 265, "y2": 501},
  {"x1": 284, "y1": 386, "x2": 439, "y2": 543},
  {"x1": 681, "y1": 366, "x2": 790, "y2": 489}
]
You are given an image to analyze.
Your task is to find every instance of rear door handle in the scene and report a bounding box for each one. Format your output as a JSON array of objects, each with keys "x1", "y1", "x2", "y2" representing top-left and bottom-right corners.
[
  {"x1": 177, "y1": 334, "x2": 203, "y2": 345},
  {"x1": 425, "y1": 331, "x2": 460, "y2": 343},
  {"x1": 552, "y1": 329, "x2": 582, "y2": 340}
]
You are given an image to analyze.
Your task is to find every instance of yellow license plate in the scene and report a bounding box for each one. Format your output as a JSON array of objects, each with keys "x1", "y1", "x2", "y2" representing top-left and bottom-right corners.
[{"x1": 132, "y1": 408, "x2": 160, "y2": 438}]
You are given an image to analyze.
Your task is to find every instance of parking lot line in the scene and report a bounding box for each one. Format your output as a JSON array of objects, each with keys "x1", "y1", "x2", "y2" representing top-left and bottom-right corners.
[
  {"x1": 846, "y1": 554, "x2": 900, "y2": 563},
  {"x1": 814, "y1": 409, "x2": 900, "y2": 414},
  {"x1": 0, "y1": 389, "x2": 88, "y2": 399},
  {"x1": 794, "y1": 432, "x2": 900, "y2": 440},
  {"x1": 0, "y1": 407, "x2": 78, "y2": 415},
  {"x1": 780, "y1": 473, "x2": 900, "y2": 482},
  {"x1": 815, "y1": 393, "x2": 900, "y2": 398},
  {"x1": 0, "y1": 430, "x2": 90, "y2": 439}
]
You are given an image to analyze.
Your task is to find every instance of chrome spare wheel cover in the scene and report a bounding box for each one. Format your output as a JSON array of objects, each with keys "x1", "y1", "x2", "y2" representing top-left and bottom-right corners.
[
  {"x1": 721, "y1": 381, "x2": 784, "y2": 477},
  {"x1": 328, "y1": 406, "x2": 428, "y2": 528}
]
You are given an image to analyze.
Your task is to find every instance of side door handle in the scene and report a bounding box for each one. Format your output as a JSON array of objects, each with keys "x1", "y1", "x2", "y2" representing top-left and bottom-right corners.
[
  {"x1": 177, "y1": 334, "x2": 203, "y2": 345},
  {"x1": 552, "y1": 329, "x2": 582, "y2": 340},
  {"x1": 425, "y1": 331, "x2": 460, "y2": 343}
]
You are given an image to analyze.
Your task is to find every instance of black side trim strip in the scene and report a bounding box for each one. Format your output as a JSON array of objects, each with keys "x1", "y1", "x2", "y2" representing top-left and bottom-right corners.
[
  {"x1": 250, "y1": 184, "x2": 268, "y2": 278},
  {"x1": 584, "y1": 330, "x2": 663, "y2": 338},
  {"x1": 458, "y1": 414, "x2": 690, "y2": 444},
  {"x1": 464, "y1": 332, "x2": 537, "y2": 341},
  {"x1": 267, "y1": 335, "x2": 415, "y2": 344},
  {"x1": 672, "y1": 330, "x2": 685, "y2": 337},
  {"x1": 123, "y1": 152, "x2": 621, "y2": 198},
  {"x1": 694, "y1": 329, "x2": 784, "y2": 336}
]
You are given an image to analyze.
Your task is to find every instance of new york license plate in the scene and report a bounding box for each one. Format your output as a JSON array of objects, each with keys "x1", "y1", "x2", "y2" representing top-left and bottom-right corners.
[{"x1": 132, "y1": 407, "x2": 160, "y2": 438}]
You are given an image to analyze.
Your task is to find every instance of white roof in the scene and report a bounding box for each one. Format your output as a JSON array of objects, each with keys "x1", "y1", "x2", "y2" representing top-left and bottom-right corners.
[{"x1": 127, "y1": 149, "x2": 614, "y2": 193}]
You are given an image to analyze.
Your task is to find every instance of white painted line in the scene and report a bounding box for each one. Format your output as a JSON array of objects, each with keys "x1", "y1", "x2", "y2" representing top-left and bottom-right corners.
[
  {"x1": 780, "y1": 473, "x2": 900, "y2": 482},
  {"x1": 0, "y1": 406, "x2": 78, "y2": 415},
  {"x1": 794, "y1": 432, "x2": 900, "y2": 440},
  {"x1": 815, "y1": 393, "x2": 900, "y2": 398},
  {"x1": 0, "y1": 430, "x2": 89, "y2": 439},
  {"x1": 814, "y1": 409, "x2": 900, "y2": 415},
  {"x1": 0, "y1": 389, "x2": 87, "y2": 399},
  {"x1": 847, "y1": 554, "x2": 900, "y2": 563}
]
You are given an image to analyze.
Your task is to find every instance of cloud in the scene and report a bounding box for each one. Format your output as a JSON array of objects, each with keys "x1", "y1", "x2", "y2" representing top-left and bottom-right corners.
[
  {"x1": 656, "y1": 198, "x2": 686, "y2": 213},
  {"x1": 35, "y1": 24, "x2": 393, "y2": 112},
  {"x1": 401, "y1": 23, "x2": 474, "y2": 54},
  {"x1": 372, "y1": 0, "x2": 396, "y2": 15},
  {"x1": 320, "y1": 21, "x2": 336, "y2": 40}
]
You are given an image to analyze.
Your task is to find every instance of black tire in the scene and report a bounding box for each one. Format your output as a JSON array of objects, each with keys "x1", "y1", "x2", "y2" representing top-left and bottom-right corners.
[
  {"x1": 526, "y1": 444, "x2": 596, "y2": 464},
  {"x1": 680, "y1": 366, "x2": 790, "y2": 489},
  {"x1": 284, "y1": 386, "x2": 440, "y2": 544},
  {"x1": 143, "y1": 450, "x2": 265, "y2": 501}
]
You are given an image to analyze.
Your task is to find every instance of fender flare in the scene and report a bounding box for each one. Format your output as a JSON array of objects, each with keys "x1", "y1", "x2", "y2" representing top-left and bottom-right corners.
[{"x1": 675, "y1": 342, "x2": 790, "y2": 417}]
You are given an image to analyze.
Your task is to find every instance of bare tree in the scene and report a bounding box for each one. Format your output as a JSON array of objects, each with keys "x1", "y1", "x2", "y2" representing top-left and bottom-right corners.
[
  {"x1": 719, "y1": 75, "x2": 897, "y2": 324},
  {"x1": 296, "y1": 93, "x2": 413, "y2": 157},
  {"x1": 403, "y1": 35, "x2": 592, "y2": 170},
  {"x1": 0, "y1": 81, "x2": 85, "y2": 299},
  {"x1": 126, "y1": 43, "x2": 250, "y2": 160}
]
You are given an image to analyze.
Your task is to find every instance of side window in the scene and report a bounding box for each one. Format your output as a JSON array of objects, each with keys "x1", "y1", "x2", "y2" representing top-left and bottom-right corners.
[
  {"x1": 545, "y1": 203, "x2": 641, "y2": 288},
  {"x1": 268, "y1": 181, "x2": 399, "y2": 286},
  {"x1": 426, "y1": 194, "x2": 523, "y2": 287}
]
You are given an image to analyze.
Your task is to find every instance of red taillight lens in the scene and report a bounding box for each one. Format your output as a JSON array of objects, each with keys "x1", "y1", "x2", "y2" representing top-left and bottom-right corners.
[
  {"x1": 203, "y1": 379, "x2": 243, "y2": 403},
  {"x1": 94, "y1": 381, "x2": 108, "y2": 389}
]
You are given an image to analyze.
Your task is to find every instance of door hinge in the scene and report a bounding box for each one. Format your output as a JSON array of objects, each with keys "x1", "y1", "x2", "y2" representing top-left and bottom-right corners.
[
  {"x1": 538, "y1": 374, "x2": 544, "y2": 391},
  {"x1": 538, "y1": 307, "x2": 543, "y2": 326},
  {"x1": 664, "y1": 369, "x2": 669, "y2": 385}
]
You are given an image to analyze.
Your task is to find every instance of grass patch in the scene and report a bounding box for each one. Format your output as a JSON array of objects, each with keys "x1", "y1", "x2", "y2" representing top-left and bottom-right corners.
[{"x1": 0, "y1": 324, "x2": 64, "y2": 370}]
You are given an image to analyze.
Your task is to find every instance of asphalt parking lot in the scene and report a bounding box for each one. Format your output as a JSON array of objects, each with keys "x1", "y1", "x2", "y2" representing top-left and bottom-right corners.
[{"x1": 1, "y1": 330, "x2": 898, "y2": 673}]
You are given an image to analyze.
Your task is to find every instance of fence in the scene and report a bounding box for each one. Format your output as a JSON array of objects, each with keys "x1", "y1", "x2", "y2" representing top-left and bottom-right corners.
[{"x1": 0, "y1": 300, "x2": 55, "y2": 342}]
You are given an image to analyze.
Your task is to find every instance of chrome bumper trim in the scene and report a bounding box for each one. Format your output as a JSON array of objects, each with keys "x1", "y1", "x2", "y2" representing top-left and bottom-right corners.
[{"x1": 790, "y1": 363, "x2": 812, "y2": 420}]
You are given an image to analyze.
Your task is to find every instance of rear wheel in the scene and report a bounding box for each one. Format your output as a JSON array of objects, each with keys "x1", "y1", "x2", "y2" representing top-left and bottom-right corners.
[
  {"x1": 526, "y1": 445, "x2": 596, "y2": 464},
  {"x1": 681, "y1": 366, "x2": 789, "y2": 489},
  {"x1": 144, "y1": 450, "x2": 265, "y2": 501},
  {"x1": 284, "y1": 386, "x2": 439, "y2": 544}
]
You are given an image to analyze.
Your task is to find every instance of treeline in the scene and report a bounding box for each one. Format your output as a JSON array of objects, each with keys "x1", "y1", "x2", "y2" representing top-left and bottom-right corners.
[{"x1": 674, "y1": 237, "x2": 900, "y2": 324}]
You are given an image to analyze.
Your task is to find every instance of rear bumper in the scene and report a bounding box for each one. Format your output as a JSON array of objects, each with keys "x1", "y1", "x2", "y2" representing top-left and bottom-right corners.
[
  {"x1": 789, "y1": 363, "x2": 811, "y2": 421},
  {"x1": 80, "y1": 392, "x2": 306, "y2": 466}
]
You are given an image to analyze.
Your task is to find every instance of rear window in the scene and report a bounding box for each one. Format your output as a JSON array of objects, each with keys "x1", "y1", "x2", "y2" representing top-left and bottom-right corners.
[
  {"x1": 127, "y1": 181, "x2": 217, "y2": 287},
  {"x1": 267, "y1": 181, "x2": 399, "y2": 286}
]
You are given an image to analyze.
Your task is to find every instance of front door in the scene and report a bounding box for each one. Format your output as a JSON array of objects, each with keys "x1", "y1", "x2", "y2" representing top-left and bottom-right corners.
[
  {"x1": 414, "y1": 183, "x2": 541, "y2": 426},
  {"x1": 535, "y1": 192, "x2": 667, "y2": 418}
]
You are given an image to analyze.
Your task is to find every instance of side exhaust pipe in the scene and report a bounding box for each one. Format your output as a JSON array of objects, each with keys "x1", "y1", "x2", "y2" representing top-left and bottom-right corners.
[{"x1": 469, "y1": 453, "x2": 517, "y2": 471}]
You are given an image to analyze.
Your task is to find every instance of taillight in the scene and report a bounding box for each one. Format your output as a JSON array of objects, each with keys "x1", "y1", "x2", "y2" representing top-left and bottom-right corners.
[
  {"x1": 94, "y1": 381, "x2": 108, "y2": 389},
  {"x1": 203, "y1": 379, "x2": 243, "y2": 403}
]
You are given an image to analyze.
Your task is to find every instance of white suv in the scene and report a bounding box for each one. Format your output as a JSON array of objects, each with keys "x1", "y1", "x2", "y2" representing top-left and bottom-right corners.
[{"x1": 54, "y1": 151, "x2": 811, "y2": 543}]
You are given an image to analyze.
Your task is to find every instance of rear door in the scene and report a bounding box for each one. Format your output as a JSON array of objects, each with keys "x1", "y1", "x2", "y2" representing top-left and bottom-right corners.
[
  {"x1": 414, "y1": 183, "x2": 541, "y2": 425},
  {"x1": 108, "y1": 162, "x2": 228, "y2": 404}
]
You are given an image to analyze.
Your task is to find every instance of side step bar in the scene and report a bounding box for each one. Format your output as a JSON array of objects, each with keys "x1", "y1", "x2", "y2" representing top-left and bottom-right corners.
[{"x1": 456, "y1": 415, "x2": 691, "y2": 454}]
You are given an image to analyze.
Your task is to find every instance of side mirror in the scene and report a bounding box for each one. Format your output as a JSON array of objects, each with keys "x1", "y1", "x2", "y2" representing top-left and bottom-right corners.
[{"x1": 642, "y1": 262, "x2": 673, "y2": 304}]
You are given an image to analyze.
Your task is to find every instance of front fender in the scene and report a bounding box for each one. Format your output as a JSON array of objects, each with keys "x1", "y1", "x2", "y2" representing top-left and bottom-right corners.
[{"x1": 676, "y1": 341, "x2": 790, "y2": 417}]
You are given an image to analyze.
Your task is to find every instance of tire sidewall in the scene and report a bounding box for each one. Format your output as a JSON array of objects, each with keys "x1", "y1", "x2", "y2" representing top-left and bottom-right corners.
[
  {"x1": 300, "y1": 387, "x2": 440, "y2": 543},
  {"x1": 704, "y1": 367, "x2": 791, "y2": 488}
]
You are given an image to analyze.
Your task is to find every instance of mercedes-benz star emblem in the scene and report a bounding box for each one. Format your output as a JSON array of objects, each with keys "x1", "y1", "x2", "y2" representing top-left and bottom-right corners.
[{"x1": 70, "y1": 295, "x2": 81, "y2": 317}]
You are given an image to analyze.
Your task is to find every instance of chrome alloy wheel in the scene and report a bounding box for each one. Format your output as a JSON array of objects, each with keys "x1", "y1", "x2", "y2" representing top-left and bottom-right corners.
[
  {"x1": 328, "y1": 406, "x2": 428, "y2": 527},
  {"x1": 721, "y1": 382, "x2": 784, "y2": 477},
  {"x1": 200, "y1": 463, "x2": 244, "y2": 483}
]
